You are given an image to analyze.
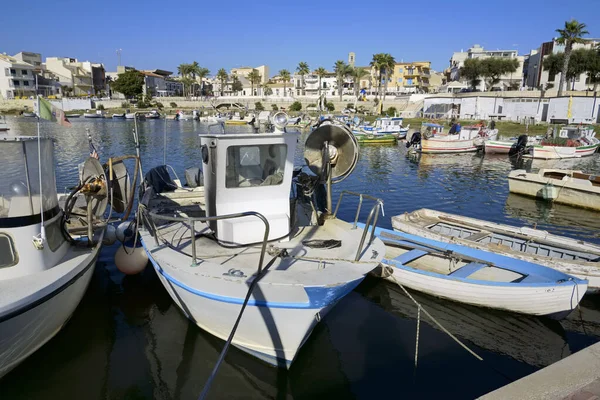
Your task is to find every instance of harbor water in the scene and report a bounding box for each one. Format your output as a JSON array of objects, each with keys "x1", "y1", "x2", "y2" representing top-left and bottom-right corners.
[{"x1": 1, "y1": 117, "x2": 600, "y2": 399}]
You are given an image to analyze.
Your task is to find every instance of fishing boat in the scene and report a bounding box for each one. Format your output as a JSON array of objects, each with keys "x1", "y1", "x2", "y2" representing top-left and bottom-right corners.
[
  {"x1": 0, "y1": 116, "x2": 9, "y2": 132},
  {"x1": 0, "y1": 136, "x2": 109, "y2": 378},
  {"x1": 484, "y1": 135, "x2": 542, "y2": 155},
  {"x1": 525, "y1": 125, "x2": 600, "y2": 159},
  {"x1": 83, "y1": 110, "x2": 105, "y2": 118},
  {"x1": 112, "y1": 113, "x2": 126, "y2": 119},
  {"x1": 137, "y1": 116, "x2": 385, "y2": 367},
  {"x1": 360, "y1": 224, "x2": 587, "y2": 318},
  {"x1": 145, "y1": 110, "x2": 161, "y2": 119},
  {"x1": 508, "y1": 169, "x2": 600, "y2": 211},
  {"x1": 418, "y1": 123, "x2": 498, "y2": 154},
  {"x1": 354, "y1": 132, "x2": 398, "y2": 144},
  {"x1": 391, "y1": 208, "x2": 600, "y2": 291},
  {"x1": 354, "y1": 116, "x2": 409, "y2": 139},
  {"x1": 174, "y1": 110, "x2": 198, "y2": 121},
  {"x1": 65, "y1": 113, "x2": 81, "y2": 119}
]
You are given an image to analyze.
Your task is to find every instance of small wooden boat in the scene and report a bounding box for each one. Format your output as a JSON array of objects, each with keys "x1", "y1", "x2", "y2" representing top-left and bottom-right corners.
[
  {"x1": 83, "y1": 111, "x2": 105, "y2": 118},
  {"x1": 354, "y1": 117, "x2": 409, "y2": 139},
  {"x1": 525, "y1": 125, "x2": 600, "y2": 159},
  {"x1": 65, "y1": 113, "x2": 81, "y2": 118},
  {"x1": 508, "y1": 169, "x2": 600, "y2": 211},
  {"x1": 484, "y1": 135, "x2": 542, "y2": 155},
  {"x1": 112, "y1": 113, "x2": 126, "y2": 119},
  {"x1": 420, "y1": 124, "x2": 498, "y2": 154},
  {"x1": 145, "y1": 110, "x2": 161, "y2": 119},
  {"x1": 354, "y1": 133, "x2": 397, "y2": 144},
  {"x1": 391, "y1": 208, "x2": 600, "y2": 291},
  {"x1": 360, "y1": 224, "x2": 587, "y2": 318}
]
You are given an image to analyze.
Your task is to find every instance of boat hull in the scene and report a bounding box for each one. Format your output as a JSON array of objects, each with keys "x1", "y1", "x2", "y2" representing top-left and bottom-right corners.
[
  {"x1": 145, "y1": 245, "x2": 363, "y2": 368},
  {"x1": 508, "y1": 170, "x2": 600, "y2": 211},
  {"x1": 355, "y1": 134, "x2": 398, "y2": 144},
  {"x1": 421, "y1": 138, "x2": 479, "y2": 153},
  {"x1": 527, "y1": 143, "x2": 599, "y2": 159},
  {"x1": 0, "y1": 245, "x2": 100, "y2": 378},
  {"x1": 484, "y1": 140, "x2": 513, "y2": 154}
]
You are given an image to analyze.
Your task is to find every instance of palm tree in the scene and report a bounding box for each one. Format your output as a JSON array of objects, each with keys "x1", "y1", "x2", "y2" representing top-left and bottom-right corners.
[
  {"x1": 177, "y1": 63, "x2": 193, "y2": 96},
  {"x1": 370, "y1": 53, "x2": 396, "y2": 100},
  {"x1": 296, "y1": 62, "x2": 310, "y2": 95},
  {"x1": 334, "y1": 60, "x2": 349, "y2": 101},
  {"x1": 216, "y1": 68, "x2": 228, "y2": 97},
  {"x1": 197, "y1": 67, "x2": 210, "y2": 97},
  {"x1": 556, "y1": 19, "x2": 589, "y2": 96},
  {"x1": 351, "y1": 67, "x2": 369, "y2": 98},
  {"x1": 279, "y1": 69, "x2": 291, "y2": 97},
  {"x1": 315, "y1": 67, "x2": 327, "y2": 100},
  {"x1": 247, "y1": 69, "x2": 262, "y2": 96},
  {"x1": 262, "y1": 83, "x2": 273, "y2": 98}
]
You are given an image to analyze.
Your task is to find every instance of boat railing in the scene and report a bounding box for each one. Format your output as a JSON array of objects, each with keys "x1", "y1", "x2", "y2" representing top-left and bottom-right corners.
[
  {"x1": 141, "y1": 208, "x2": 270, "y2": 272},
  {"x1": 333, "y1": 190, "x2": 384, "y2": 261}
]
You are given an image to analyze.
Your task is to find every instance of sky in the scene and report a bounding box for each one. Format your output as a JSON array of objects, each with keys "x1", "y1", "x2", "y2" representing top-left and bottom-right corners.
[{"x1": 2, "y1": 0, "x2": 600, "y2": 77}]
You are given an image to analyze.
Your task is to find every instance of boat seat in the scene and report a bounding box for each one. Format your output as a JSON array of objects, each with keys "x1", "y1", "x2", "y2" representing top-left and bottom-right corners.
[
  {"x1": 464, "y1": 231, "x2": 491, "y2": 242},
  {"x1": 449, "y1": 263, "x2": 487, "y2": 278},
  {"x1": 393, "y1": 249, "x2": 428, "y2": 265}
]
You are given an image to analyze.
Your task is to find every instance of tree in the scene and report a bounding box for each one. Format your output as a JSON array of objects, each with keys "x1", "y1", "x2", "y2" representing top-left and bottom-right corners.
[
  {"x1": 271, "y1": 104, "x2": 279, "y2": 111},
  {"x1": 544, "y1": 49, "x2": 594, "y2": 90},
  {"x1": 111, "y1": 70, "x2": 144, "y2": 99},
  {"x1": 315, "y1": 67, "x2": 327, "y2": 100},
  {"x1": 290, "y1": 101, "x2": 302, "y2": 111},
  {"x1": 296, "y1": 61, "x2": 310, "y2": 95},
  {"x1": 555, "y1": 19, "x2": 589, "y2": 96},
  {"x1": 351, "y1": 67, "x2": 369, "y2": 98},
  {"x1": 460, "y1": 58, "x2": 482, "y2": 90},
  {"x1": 247, "y1": 69, "x2": 262, "y2": 96},
  {"x1": 480, "y1": 58, "x2": 519, "y2": 90},
  {"x1": 334, "y1": 60, "x2": 349, "y2": 101},
  {"x1": 279, "y1": 69, "x2": 291, "y2": 97},
  {"x1": 216, "y1": 68, "x2": 228, "y2": 96},
  {"x1": 197, "y1": 67, "x2": 210, "y2": 97},
  {"x1": 262, "y1": 84, "x2": 273, "y2": 97},
  {"x1": 255, "y1": 101, "x2": 265, "y2": 111},
  {"x1": 180, "y1": 77, "x2": 195, "y2": 97},
  {"x1": 370, "y1": 53, "x2": 396, "y2": 100},
  {"x1": 177, "y1": 63, "x2": 193, "y2": 96},
  {"x1": 231, "y1": 75, "x2": 243, "y2": 95}
]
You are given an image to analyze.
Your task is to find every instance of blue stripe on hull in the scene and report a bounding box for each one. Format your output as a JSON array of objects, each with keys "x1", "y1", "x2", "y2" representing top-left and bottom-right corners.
[{"x1": 141, "y1": 237, "x2": 365, "y2": 309}]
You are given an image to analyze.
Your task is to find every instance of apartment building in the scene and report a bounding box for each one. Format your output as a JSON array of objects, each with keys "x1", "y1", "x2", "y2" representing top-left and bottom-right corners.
[{"x1": 0, "y1": 54, "x2": 36, "y2": 99}]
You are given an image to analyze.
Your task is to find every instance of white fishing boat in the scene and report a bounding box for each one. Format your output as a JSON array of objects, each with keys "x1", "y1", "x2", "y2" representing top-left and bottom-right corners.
[
  {"x1": 419, "y1": 123, "x2": 498, "y2": 154},
  {"x1": 354, "y1": 116, "x2": 409, "y2": 139},
  {"x1": 0, "y1": 116, "x2": 9, "y2": 132},
  {"x1": 484, "y1": 135, "x2": 542, "y2": 155},
  {"x1": 508, "y1": 169, "x2": 600, "y2": 211},
  {"x1": 145, "y1": 110, "x2": 160, "y2": 119},
  {"x1": 83, "y1": 110, "x2": 105, "y2": 119},
  {"x1": 0, "y1": 136, "x2": 109, "y2": 378},
  {"x1": 174, "y1": 110, "x2": 199, "y2": 121},
  {"x1": 525, "y1": 125, "x2": 600, "y2": 159},
  {"x1": 391, "y1": 208, "x2": 600, "y2": 291},
  {"x1": 364, "y1": 225, "x2": 587, "y2": 318},
  {"x1": 137, "y1": 117, "x2": 385, "y2": 368},
  {"x1": 112, "y1": 113, "x2": 125, "y2": 119}
]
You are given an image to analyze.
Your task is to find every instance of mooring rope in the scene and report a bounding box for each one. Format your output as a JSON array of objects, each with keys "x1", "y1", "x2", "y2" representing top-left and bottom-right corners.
[{"x1": 386, "y1": 270, "x2": 483, "y2": 362}]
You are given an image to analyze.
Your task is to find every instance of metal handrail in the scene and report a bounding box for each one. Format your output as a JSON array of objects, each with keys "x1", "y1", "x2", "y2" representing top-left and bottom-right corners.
[
  {"x1": 333, "y1": 190, "x2": 384, "y2": 261},
  {"x1": 143, "y1": 209, "x2": 270, "y2": 272}
]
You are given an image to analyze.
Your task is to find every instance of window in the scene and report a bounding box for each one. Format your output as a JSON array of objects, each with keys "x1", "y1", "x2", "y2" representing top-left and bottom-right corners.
[
  {"x1": 397, "y1": 78, "x2": 402, "y2": 83},
  {"x1": 407, "y1": 78, "x2": 413, "y2": 85},
  {"x1": 13, "y1": 80, "x2": 19, "y2": 86},
  {"x1": 23, "y1": 81, "x2": 29, "y2": 86},
  {"x1": 0, "y1": 233, "x2": 18, "y2": 268},
  {"x1": 10, "y1": 69, "x2": 16, "y2": 75},
  {"x1": 398, "y1": 68, "x2": 403, "y2": 73},
  {"x1": 45, "y1": 218, "x2": 66, "y2": 252},
  {"x1": 226, "y1": 144, "x2": 287, "y2": 188},
  {"x1": 22, "y1": 70, "x2": 28, "y2": 75}
]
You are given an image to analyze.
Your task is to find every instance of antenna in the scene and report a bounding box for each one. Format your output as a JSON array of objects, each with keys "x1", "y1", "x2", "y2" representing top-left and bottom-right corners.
[{"x1": 116, "y1": 49, "x2": 122, "y2": 67}]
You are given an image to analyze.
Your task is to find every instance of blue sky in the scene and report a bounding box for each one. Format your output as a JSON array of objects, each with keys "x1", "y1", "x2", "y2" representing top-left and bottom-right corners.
[{"x1": 1, "y1": 0, "x2": 599, "y2": 77}]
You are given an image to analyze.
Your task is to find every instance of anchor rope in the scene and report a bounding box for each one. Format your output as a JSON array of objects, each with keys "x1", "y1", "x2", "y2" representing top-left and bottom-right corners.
[
  {"x1": 415, "y1": 306, "x2": 421, "y2": 368},
  {"x1": 386, "y1": 270, "x2": 483, "y2": 361}
]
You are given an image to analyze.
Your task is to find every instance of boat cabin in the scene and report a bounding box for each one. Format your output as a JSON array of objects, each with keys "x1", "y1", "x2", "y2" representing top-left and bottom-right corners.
[
  {"x1": 559, "y1": 125, "x2": 596, "y2": 140},
  {"x1": 200, "y1": 132, "x2": 298, "y2": 245},
  {"x1": 421, "y1": 122, "x2": 444, "y2": 135},
  {"x1": 376, "y1": 117, "x2": 403, "y2": 129}
]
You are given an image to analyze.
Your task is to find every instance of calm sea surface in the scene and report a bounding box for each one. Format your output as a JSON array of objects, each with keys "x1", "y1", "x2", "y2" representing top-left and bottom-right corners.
[{"x1": 1, "y1": 117, "x2": 600, "y2": 399}]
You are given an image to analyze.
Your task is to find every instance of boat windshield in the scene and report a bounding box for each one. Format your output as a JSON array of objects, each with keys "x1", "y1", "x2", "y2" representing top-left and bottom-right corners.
[
  {"x1": 225, "y1": 144, "x2": 287, "y2": 188},
  {"x1": 0, "y1": 139, "x2": 58, "y2": 219}
]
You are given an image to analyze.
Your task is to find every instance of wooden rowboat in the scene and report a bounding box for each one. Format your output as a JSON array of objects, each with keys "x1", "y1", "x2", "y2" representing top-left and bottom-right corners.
[
  {"x1": 391, "y1": 208, "x2": 600, "y2": 291},
  {"x1": 359, "y1": 224, "x2": 587, "y2": 318}
]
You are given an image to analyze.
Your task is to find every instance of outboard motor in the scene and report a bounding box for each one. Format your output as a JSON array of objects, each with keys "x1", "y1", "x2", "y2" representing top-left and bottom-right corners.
[
  {"x1": 509, "y1": 134, "x2": 528, "y2": 157},
  {"x1": 406, "y1": 131, "x2": 422, "y2": 149}
]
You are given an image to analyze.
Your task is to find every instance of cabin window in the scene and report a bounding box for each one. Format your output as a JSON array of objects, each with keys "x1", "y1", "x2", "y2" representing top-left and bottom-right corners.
[
  {"x1": 45, "y1": 217, "x2": 66, "y2": 252},
  {"x1": 0, "y1": 233, "x2": 18, "y2": 268},
  {"x1": 226, "y1": 144, "x2": 287, "y2": 188}
]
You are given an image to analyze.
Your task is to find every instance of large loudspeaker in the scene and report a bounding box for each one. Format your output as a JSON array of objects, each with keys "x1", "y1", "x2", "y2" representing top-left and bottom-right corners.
[{"x1": 304, "y1": 123, "x2": 359, "y2": 183}]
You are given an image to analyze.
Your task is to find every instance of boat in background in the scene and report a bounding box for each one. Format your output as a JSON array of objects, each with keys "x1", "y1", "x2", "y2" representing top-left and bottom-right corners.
[
  {"x1": 508, "y1": 169, "x2": 600, "y2": 211},
  {"x1": 83, "y1": 110, "x2": 105, "y2": 119},
  {"x1": 0, "y1": 116, "x2": 8, "y2": 132},
  {"x1": 419, "y1": 123, "x2": 498, "y2": 153},
  {"x1": 525, "y1": 125, "x2": 600, "y2": 159},
  {"x1": 361, "y1": 224, "x2": 587, "y2": 318},
  {"x1": 145, "y1": 110, "x2": 161, "y2": 119},
  {"x1": 484, "y1": 135, "x2": 542, "y2": 155},
  {"x1": 0, "y1": 135, "x2": 108, "y2": 378},
  {"x1": 353, "y1": 116, "x2": 409, "y2": 139},
  {"x1": 391, "y1": 208, "x2": 600, "y2": 291},
  {"x1": 65, "y1": 113, "x2": 81, "y2": 119},
  {"x1": 112, "y1": 113, "x2": 125, "y2": 119}
]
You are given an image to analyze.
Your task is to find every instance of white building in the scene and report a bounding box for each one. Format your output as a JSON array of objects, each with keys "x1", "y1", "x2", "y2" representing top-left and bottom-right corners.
[
  {"x1": 45, "y1": 57, "x2": 94, "y2": 96},
  {"x1": 525, "y1": 38, "x2": 600, "y2": 91},
  {"x1": 0, "y1": 54, "x2": 36, "y2": 99},
  {"x1": 449, "y1": 44, "x2": 525, "y2": 90}
]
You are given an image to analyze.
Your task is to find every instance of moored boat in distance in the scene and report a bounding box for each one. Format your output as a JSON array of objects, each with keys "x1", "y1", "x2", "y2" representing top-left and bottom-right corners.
[
  {"x1": 525, "y1": 125, "x2": 600, "y2": 159},
  {"x1": 419, "y1": 122, "x2": 498, "y2": 153},
  {"x1": 508, "y1": 169, "x2": 600, "y2": 211},
  {"x1": 65, "y1": 113, "x2": 81, "y2": 119},
  {"x1": 361, "y1": 224, "x2": 587, "y2": 318},
  {"x1": 112, "y1": 113, "x2": 126, "y2": 119},
  {"x1": 353, "y1": 116, "x2": 409, "y2": 139},
  {"x1": 83, "y1": 110, "x2": 105, "y2": 118},
  {"x1": 391, "y1": 208, "x2": 600, "y2": 291}
]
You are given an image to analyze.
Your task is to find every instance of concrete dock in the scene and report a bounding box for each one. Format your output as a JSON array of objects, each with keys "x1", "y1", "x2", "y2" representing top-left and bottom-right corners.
[{"x1": 481, "y1": 341, "x2": 600, "y2": 399}]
